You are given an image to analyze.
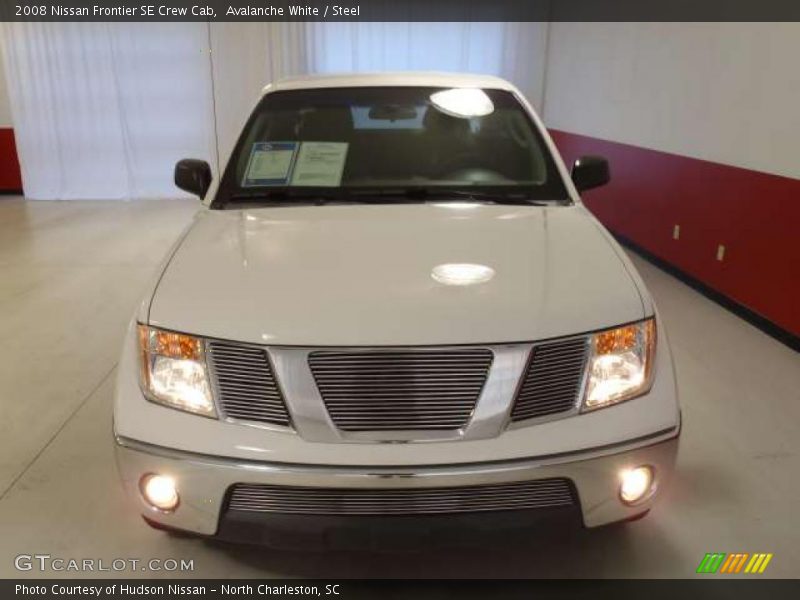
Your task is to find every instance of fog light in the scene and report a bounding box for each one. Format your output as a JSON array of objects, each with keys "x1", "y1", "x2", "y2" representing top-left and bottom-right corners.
[
  {"x1": 140, "y1": 474, "x2": 179, "y2": 511},
  {"x1": 619, "y1": 466, "x2": 654, "y2": 505}
]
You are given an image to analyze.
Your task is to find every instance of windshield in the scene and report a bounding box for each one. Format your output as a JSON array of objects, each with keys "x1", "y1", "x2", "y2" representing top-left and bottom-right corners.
[{"x1": 214, "y1": 86, "x2": 569, "y2": 207}]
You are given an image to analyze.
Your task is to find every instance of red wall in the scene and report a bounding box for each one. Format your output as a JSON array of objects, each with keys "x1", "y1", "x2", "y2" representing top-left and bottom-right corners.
[
  {"x1": 0, "y1": 128, "x2": 22, "y2": 192},
  {"x1": 550, "y1": 129, "x2": 800, "y2": 338}
]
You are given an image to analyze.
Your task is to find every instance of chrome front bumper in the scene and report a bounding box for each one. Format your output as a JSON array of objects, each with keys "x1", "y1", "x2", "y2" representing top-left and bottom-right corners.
[{"x1": 114, "y1": 423, "x2": 679, "y2": 536}]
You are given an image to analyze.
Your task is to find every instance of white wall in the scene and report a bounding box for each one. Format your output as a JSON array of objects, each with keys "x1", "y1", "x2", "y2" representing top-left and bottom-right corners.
[{"x1": 542, "y1": 22, "x2": 800, "y2": 179}]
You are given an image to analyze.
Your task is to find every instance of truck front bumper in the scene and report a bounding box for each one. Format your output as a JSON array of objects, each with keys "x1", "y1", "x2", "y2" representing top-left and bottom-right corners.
[{"x1": 114, "y1": 422, "x2": 679, "y2": 542}]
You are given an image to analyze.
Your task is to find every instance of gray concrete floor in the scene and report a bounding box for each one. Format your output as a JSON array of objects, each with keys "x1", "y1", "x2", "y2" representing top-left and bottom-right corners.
[{"x1": 0, "y1": 196, "x2": 798, "y2": 578}]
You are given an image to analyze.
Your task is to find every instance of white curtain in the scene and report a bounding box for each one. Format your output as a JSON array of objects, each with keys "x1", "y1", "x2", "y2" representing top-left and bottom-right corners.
[
  {"x1": 306, "y1": 22, "x2": 547, "y2": 102},
  {"x1": 1, "y1": 22, "x2": 547, "y2": 200},
  {"x1": 0, "y1": 23, "x2": 217, "y2": 200}
]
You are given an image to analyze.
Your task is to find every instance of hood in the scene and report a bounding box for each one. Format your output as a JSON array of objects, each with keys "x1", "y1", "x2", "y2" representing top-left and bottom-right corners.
[{"x1": 149, "y1": 203, "x2": 646, "y2": 346}]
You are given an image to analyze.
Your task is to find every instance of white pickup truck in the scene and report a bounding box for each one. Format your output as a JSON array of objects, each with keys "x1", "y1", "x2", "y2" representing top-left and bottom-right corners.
[{"x1": 113, "y1": 72, "x2": 680, "y2": 546}]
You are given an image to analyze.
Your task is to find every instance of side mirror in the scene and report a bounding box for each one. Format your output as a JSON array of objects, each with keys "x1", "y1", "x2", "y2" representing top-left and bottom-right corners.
[
  {"x1": 174, "y1": 159, "x2": 212, "y2": 198},
  {"x1": 571, "y1": 155, "x2": 610, "y2": 192}
]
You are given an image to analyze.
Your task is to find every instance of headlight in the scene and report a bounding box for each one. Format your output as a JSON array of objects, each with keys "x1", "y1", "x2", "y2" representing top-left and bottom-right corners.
[
  {"x1": 582, "y1": 318, "x2": 656, "y2": 411},
  {"x1": 137, "y1": 325, "x2": 216, "y2": 418}
]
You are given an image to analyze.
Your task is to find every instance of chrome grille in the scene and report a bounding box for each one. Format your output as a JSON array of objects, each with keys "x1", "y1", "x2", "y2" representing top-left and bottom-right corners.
[
  {"x1": 510, "y1": 337, "x2": 589, "y2": 422},
  {"x1": 227, "y1": 479, "x2": 575, "y2": 515},
  {"x1": 308, "y1": 348, "x2": 493, "y2": 431},
  {"x1": 207, "y1": 341, "x2": 291, "y2": 427}
]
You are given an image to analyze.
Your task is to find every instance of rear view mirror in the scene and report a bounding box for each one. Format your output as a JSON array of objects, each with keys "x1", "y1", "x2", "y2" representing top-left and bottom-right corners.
[
  {"x1": 368, "y1": 104, "x2": 418, "y2": 121},
  {"x1": 175, "y1": 159, "x2": 212, "y2": 198},
  {"x1": 571, "y1": 155, "x2": 610, "y2": 192}
]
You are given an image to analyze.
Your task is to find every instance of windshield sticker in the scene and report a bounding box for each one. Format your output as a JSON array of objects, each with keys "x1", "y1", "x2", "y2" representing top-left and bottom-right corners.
[
  {"x1": 291, "y1": 142, "x2": 349, "y2": 187},
  {"x1": 243, "y1": 141, "x2": 299, "y2": 186}
]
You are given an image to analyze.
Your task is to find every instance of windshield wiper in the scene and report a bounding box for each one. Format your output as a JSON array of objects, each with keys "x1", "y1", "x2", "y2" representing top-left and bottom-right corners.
[
  {"x1": 222, "y1": 186, "x2": 565, "y2": 207},
  {"x1": 345, "y1": 187, "x2": 562, "y2": 206},
  {"x1": 223, "y1": 188, "x2": 350, "y2": 207}
]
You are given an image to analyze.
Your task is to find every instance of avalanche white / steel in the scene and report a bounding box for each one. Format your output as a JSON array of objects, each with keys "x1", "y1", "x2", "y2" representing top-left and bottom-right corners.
[{"x1": 114, "y1": 73, "x2": 680, "y2": 544}]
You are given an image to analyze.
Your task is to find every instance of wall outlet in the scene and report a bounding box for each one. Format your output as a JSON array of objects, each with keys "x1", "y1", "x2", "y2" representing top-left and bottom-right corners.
[
  {"x1": 716, "y1": 244, "x2": 726, "y2": 261},
  {"x1": 673, "y1": 224, "x2": 680, "y2": 240}
]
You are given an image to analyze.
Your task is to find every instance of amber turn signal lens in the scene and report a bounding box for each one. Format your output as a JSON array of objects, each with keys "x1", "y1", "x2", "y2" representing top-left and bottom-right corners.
[
  {"x1": 138, "y1": 326, "x2": 203, "y2": 360},
  {"x1": 594, "y1": 324, "x2": 639, "y2": 354}
]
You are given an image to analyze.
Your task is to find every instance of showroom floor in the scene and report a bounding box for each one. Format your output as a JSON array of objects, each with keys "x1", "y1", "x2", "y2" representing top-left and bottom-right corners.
[{"x1": 0, "y1": 196, "x2": 797, "y2": 578}]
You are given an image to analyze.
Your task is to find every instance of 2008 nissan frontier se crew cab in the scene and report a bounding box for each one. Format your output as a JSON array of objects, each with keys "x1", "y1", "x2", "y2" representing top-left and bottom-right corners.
[{"x1": 113, "y1": 72, "x2": 680, "y2": 545}]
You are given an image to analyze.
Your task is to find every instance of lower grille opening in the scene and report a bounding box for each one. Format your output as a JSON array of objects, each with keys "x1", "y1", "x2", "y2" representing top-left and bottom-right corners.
[{"x1": 226, "y1": 479, "x2": 576, "y2": 516}]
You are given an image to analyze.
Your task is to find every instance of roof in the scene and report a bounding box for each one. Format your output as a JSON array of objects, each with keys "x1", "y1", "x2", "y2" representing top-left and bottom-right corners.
[{"x1": 265, "y1": 72, "x2": 517, "y2": 94}]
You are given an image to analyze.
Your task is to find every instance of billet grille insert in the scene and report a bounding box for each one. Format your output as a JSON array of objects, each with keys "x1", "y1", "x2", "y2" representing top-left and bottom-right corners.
[
  {"x1": 308, "y1": 348, "x2": 493, "y2": 431},
  {"x1": 227, "y1": 479, "x2": 575, "y2": 515},
  {"x1": 207, "y1": 341, "x2": 291, "y2": 427},
  {"x1": 510, "y1": 337, "x2": 589, "y2": 422}
]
